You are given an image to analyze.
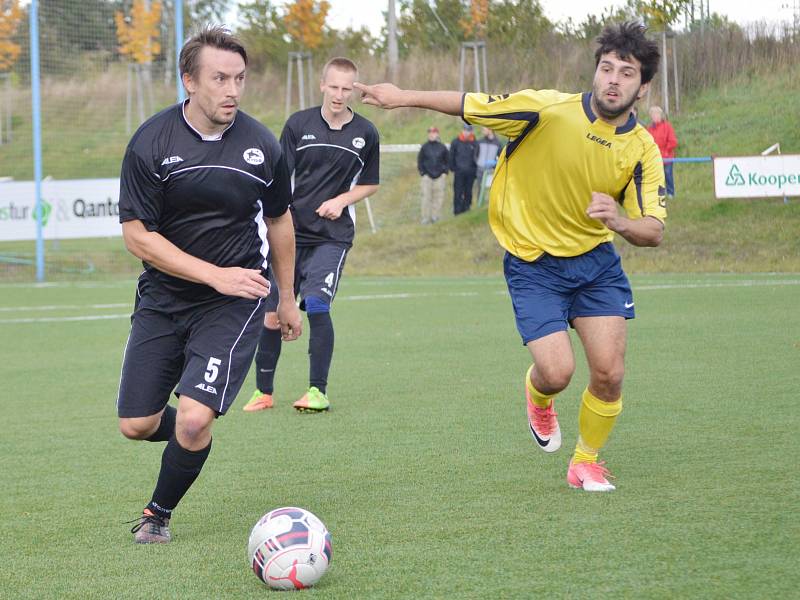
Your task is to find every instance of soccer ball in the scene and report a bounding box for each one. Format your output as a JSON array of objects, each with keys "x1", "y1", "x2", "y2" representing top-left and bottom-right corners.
[{"x1": 247, "y1": 507, "x2": 332, "y2": 590}]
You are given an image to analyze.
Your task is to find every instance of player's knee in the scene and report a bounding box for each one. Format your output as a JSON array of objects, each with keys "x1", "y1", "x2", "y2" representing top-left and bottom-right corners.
[
  {"x1": 535, "y1": 362, "x2": 573, "y2": 393},
  {"x1": 119, "y1": 416, "x2": 158, "y2": 440},
  {"x1": 264, "y1": 311, "x2": 280, "y2": 330},
  {"x1": 305, "y1": 296, "x2": 330, "y2": 315},
  {"x1": 176, "y1": 411, "x2": 213, "y2": 446},
  {"x1": 591, "y1": 364, "x2": 625, "y2": 392}
]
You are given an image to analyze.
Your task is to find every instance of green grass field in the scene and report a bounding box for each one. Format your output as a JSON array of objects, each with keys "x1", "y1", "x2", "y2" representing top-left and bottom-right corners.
[{"x1": 1, "y1": 273, "x2": 797, "y2": 599}]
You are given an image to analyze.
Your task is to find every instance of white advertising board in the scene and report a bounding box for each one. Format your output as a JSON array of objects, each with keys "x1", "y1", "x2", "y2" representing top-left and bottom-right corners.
[
  {"x1": 0, "y1": 178, "x2": 121, "y2": 241},
  {"x1": 713, "y1": 154, "x2": 800, "y2": 198}
]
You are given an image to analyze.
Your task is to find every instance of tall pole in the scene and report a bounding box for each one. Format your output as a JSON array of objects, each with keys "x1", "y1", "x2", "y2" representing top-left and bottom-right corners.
[
  {"x1": 661, "y1": 30, "x2": 669, "y2": 116},
  {"x1": 387, "y1": 0, "x2": 398, "y2": 81},
  {"x1": 30, "y1": 0, "x2": 44, "y2": 282},
  {"x1": 175, "y1": 0, "x2": 185, "y2": 102},
  {"x1": 672, "y1": 34, "x2": 680, "y2": 113}
]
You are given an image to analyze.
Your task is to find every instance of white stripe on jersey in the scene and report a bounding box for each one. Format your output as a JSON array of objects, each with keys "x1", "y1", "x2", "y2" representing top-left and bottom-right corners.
[
  {"x1": 255, "y1": 200, "x2": 269, "y2": 270},
  {"x1": 296, "y1": 143, "x2": 365, "y2": 165},
  {"x1": 347, "y1": 167, "x2": 364, "y2": 224},
  {"x1": 159, "y1": 165, "x2": 273, "y2": 187}
]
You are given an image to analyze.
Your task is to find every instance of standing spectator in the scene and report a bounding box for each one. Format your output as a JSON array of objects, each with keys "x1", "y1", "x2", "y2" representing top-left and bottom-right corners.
[
  {"x1": 647, "y1": 105, "x2": 677, "y2": 197},
  {"x1": 449, "y1": 123, "x2": 477, "y2": 215},
  {"x1": 417, "y1": 126, "x2": 449, "y2": 224},
  {"x1": 474, "y1": 126, "x2": 503, "y2": 203}
]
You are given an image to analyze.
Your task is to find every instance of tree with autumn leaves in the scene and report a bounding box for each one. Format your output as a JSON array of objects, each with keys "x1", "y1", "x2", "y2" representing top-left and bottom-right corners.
[
  {"x1": 115, "y1": 0, "x2": 162, "y2": 66},
  {"x1": 115, "y1": 0, "x2": 162, "y2": 131},
  {"x1": 0, "y1": 0, "x2": 23, "y2": 73},
  {"x1": 460, "y1": 0, "x2": 488, "y2": 40},
  {"x1": 284, "y1": 0, "x2": 330, "y2": 50}
]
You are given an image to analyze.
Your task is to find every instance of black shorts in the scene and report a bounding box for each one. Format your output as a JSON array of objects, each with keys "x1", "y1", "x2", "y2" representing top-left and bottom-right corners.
[
  {"x1": 265, "y1": 243, "x2": 348, "y2": 311},
  {"x1": 116, "y1": 283, "x2": 267, "y2": 418}
]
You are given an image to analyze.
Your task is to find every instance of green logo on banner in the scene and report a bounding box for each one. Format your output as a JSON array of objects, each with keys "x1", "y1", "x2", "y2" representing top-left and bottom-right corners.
[
  {"x1": 32, "y1": 200, "x2": 52, "y2": 226},
  {"x1": 725, "y1": 164, "x2": 746, "y2": 186}
]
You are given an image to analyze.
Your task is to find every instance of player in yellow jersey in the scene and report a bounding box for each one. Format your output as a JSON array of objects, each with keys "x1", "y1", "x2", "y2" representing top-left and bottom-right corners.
[{"x1": 356, "y1": 22, "x2": 666, "y2": 491}]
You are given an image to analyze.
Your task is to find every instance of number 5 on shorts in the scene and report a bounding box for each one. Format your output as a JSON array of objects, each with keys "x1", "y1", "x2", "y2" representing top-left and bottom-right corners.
[{"x1": 205, "y1": 357, "x2": 222, "y2": 383}]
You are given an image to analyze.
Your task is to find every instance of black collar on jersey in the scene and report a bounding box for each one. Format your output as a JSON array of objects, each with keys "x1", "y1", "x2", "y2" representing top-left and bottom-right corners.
[
  {"x1": 320, "y1": 105, "x2": 355, "y2": 131},
  {"x1": 581, "y1": 92, "x2": 637, "y2": 135},
  {"x1": 180, "y1": 99, "x2": 237, "y2": 141}
]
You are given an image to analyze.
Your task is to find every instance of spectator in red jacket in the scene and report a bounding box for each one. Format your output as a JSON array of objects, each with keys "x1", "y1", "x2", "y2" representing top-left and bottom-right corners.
[{"x1": 647, "y1": 105, "x2": 677, "y2": 197}]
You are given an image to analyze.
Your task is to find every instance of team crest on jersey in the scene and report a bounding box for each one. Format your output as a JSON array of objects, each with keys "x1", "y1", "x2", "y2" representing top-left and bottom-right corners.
[
  {"x1": 352, "y1": 137, "x2": 366, "y2": 149},
  {"x1": 243, "y1": 148, "x2": 265, "y2": 165}
]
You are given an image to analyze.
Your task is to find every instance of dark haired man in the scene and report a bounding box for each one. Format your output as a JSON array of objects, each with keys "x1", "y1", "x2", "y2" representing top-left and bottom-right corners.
[
  {"x1": 355, "y1": 21, "x2": 666, "y2": 491},
  {"x1": 117, "y1": 26, "x2": 301, "y2": 543},
  {"x1": 243, "y1": 57, "x2": 379, "y2": 414}
]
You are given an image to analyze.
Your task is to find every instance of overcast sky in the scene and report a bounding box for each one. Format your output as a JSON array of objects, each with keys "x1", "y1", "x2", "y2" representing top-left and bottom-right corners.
[{"x1": 230, "y1": 0, "x2": 797, "y2": 33}]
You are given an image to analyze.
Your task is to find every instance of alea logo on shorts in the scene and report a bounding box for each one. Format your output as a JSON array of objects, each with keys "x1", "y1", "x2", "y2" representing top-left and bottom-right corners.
[
  {"x1": 243, "y1": 148, "x2": 265, "y2": 165},
  {"x1": 352, "y1": 137, "x2": 365, "y2": 149}
]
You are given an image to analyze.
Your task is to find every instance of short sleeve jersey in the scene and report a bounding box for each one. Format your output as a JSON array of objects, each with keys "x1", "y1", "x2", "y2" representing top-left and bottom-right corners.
[
  {"x1": 463, "y1": 90, "x2": 667, "y2": 261},
  {"x1": 119, "y1": 102, "x2": 290, "y2": 302},
  {"x1": 280, "y1": 107, "x2": 380, "y2": 247}
]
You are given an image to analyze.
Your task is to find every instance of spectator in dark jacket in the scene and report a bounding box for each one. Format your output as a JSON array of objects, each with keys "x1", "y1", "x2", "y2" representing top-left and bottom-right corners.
[
  {"x1": 417, "y1": 126, "x2": 449, "y2": 224},
  {"x1": 449, "y1": 124, "x2": 477, "y2": 215}
]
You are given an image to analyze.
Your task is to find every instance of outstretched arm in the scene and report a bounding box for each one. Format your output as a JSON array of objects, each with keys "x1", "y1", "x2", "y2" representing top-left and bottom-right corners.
[{"x1": 354, "y1": 83, "x2": 463, "y2": 115}]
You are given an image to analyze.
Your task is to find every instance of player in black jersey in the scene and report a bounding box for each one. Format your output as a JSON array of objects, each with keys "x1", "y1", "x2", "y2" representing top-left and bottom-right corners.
[
  {"x1": 243, "y1": 57, "x2": 380, "y2": 414},
  {"x1": 117, "y1": 27, "x2": 301, "y2": 543}
]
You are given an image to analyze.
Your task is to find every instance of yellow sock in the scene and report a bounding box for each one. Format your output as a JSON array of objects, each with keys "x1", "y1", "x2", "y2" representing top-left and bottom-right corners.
[
  {"x1": 573, "y1": 387, "x2": 622, "y2": 464},
  {"x1": 525, "y1": 364, "x2": 555, "y2": 408}
]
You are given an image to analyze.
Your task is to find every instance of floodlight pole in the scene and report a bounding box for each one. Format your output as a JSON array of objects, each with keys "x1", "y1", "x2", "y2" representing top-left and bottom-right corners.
[
  {"x1": 286, "y1": 52, "x2": 314, "y2": 119},
  {"x1": 459, "y1": 41, "x2": 488, "y2": 92},
  {"x1": 661, "y1": 30, "x2": 669, "y2": 116}
]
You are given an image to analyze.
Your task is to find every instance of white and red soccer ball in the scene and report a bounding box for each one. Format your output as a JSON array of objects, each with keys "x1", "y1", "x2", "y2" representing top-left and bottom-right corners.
[{"x1": 248, "y1": 507, "x2": 332, "y2": 590}]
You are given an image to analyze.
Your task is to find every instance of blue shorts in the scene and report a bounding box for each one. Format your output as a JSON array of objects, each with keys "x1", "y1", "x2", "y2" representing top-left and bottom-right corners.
[{"x1": 503, "y1": 242, "x2": 634, "y2": 345}]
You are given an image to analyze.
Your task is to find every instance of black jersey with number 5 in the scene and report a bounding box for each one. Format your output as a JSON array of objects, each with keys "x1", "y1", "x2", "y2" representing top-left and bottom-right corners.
[
  {"x1": 280, "y1": 107, "x2": 379, "y2": 247},
  {"x1": 118, "y1": 101, "x2": 290, "y2": 303}
]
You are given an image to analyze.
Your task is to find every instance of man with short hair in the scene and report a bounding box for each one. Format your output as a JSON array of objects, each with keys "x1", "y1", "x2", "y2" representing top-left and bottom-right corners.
[
  {"x1": 244, "y1": 57, "x2": 380, "y2": 414},
  {"x1": 417, "y1": 125, "x2": 449, "y2": 224},
  {"x1": 356, "y1": 21, "x2": 666, "y2": 491},
  {"x1": 117, "y1": 26, "x2": 301, "y2": 543}
]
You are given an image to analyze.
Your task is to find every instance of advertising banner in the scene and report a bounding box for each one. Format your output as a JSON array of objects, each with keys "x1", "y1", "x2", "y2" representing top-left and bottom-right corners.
[
  {"x1": 0, "y1": 178, "x2": 121, "y2": 241},
  {"x1": 713, "y1": 155, "x2": 800, "y2": 198}
]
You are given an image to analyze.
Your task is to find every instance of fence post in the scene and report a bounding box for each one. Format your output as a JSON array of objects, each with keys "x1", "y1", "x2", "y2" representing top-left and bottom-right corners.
[{"x1": 30, "y1": 0, "x2": 44, "y2": 282}]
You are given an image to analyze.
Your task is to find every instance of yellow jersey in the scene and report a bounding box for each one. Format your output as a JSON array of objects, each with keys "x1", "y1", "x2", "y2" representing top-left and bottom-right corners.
[{"x1": 463, "y1": 90, "x2": 667, "y2": 261}]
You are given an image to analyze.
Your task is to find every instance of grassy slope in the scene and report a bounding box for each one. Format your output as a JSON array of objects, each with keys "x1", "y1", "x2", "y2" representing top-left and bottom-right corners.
[
  {"x1": 350, "y1": 66, "x2": 800, "y2": 275},
  {"x1": 1, "y1": 67, "x2": 798, "y2": 279}
]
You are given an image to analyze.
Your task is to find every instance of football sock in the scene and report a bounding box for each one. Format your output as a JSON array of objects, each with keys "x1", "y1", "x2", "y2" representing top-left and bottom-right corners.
[
  {"x1": 147, "y1": 436, "x2": 212, "y2": 519},
  {"x1": 255, "y1": 326, "x2": 282, "y2": 394},
  {"x1": 308, "y1": 312, "x2": 334, "y2": 395},
  {"x1": 526, "y1": 364, "x2": 555, "y2": 408},
  {"x1": 573, "y1": 387, "x2": 622, "y2": 464},
  {"x1": 145, "y1": 404, "x2": 176, "y2": 442}
]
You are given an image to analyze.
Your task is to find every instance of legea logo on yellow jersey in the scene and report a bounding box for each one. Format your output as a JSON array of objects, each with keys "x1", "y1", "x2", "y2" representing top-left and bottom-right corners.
[{"x1": 586, "y1": 133, "x2": 612, "y2": 148}]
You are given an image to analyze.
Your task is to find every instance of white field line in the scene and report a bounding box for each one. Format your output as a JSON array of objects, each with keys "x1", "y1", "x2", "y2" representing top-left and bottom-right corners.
[
  {"x1": 0, "y1": 303, "x2": 129, "y2": 312},
  {"x1": 0, "y1": 278, "x2": 798, "y2": 324}
]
